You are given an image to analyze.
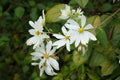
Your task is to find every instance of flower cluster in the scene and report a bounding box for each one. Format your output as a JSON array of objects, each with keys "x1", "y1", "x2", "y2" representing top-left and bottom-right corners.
[{"x1": 26, "y1": 5, "x2": 97, "y2": 76}]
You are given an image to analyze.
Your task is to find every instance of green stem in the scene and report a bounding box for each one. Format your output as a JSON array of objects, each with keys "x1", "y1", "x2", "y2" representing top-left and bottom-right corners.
[
  {"x1": 55, "y1": 46, "x2": 65, "y2": 55},
  {"x1": 100, "y1": 8, "x2": 120, "y2": 26}
]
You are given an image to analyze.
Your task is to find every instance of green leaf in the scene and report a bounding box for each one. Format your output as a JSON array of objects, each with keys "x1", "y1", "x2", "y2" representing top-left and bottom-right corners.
[
  {"x1": 22, "y1": 65, "x2": 29, "y2": 73},
  {"x1": 87, "y1": 69, "x2": 100, "y2": 80},
  {"x1": 102, "y1": 3, "x2": 112, "y2": 12},
  {"x1": 75, "y1": 0, "x2": 89, "y2": 8},
  {"x1": 89, "y1": 52, "x2": 106, "y2": 67},
  {"x1": 101, "y1": 61, "x2": 118, "y2": 76},
  {"x1": 46, "y1": 4, "x2": 66, "y2": 23},
  {"x1": 96, "y1": 28, "x2": 108, "y2": 49},
  {"x1": 30, "y1": 8, "x2": 38, "y2": 21},
  {"x1": 87, "y1": 15, "x2": 101, "y2": 28},
  {"x1": 28, "y1": 0, "x2": 36, "y2": 6},
  {"x1": 14, "y1": 7, "x2": 25, "y2": 18}
]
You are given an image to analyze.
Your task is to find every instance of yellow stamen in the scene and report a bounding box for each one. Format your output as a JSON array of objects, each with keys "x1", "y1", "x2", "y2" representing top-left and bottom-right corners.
[
  {"x1": 44, "y1": 53, "x2": 49, "y2": 59},
  {"x1": 65, "y1": 35, "x2": 70, "y2": 39},
  {"x1": 79, "y1": 28, "x2": 84, "y2": 33},
  {"x1": 42, "y1": 63, "x2": 45, "y2": 67},
  {"x1": 35, "y1": 31, "x2": 40, "y2": 35}
]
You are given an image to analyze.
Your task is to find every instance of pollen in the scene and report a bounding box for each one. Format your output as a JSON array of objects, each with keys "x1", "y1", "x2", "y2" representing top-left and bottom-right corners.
[
  {"x1": 79, "y1": 28, "x2": 84, "y2": 33},
  {"x1": 65, "y1": 35, "x2": 70, "y2": 39},
  {"x1": 44, "y1": 53, "x2": 49, "y2": 59},
  {"x1": 35, "y1": 31, "x2": 40, "y2": 35}
]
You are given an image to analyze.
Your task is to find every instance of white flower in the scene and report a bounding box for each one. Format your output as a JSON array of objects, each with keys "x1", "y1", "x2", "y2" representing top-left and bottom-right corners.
[
  {"x1": 26, "y1": 10, "x2": 49, "y2": 49},
  {"x1": 53, "y1": 27, "x2": 74, "y2": 51},
  {"x1": 31, "y1": 41, "x2": 59, "y2": 76},
  {"x1": 72, "y1": 7, "x2": 83, "y2": 17},
  {"x1": 65, "y1": 15, "x2": 97, "y2": 47},
  {"x1": 59, "y1": 5, "x2": 71, "y2": 19}
]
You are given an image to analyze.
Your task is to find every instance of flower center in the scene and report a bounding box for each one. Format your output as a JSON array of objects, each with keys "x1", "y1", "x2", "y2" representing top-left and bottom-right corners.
[
  {"x1": 42, "y1": 63, "x2": 45, "y2": 67},
  {"x1": 44, "y1": 53, "x2": 49, "y2": 59},
  {"x1": 79, "y1": 28, "x2": 84, "y2": 33},
  {"x1": 65, "y1": 35, "x2": 70, "y2": 39},
  {"x1": 35, "y1": 31, "x2": 40, "y2": 35}
]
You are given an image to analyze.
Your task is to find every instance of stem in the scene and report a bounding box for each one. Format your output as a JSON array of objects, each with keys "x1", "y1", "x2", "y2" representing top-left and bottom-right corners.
[
  {"x1": 55, "y1": 46, "x2": 65, "y2": 55},
  {"x1": 100, "y1": 8, "x2": 120, "y2": 26}
]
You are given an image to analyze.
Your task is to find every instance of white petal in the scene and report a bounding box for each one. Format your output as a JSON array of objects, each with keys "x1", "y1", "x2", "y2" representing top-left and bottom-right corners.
[
  {"x1": 31, "y1": 52, "x2": 43, "y2": 57},
  {"x1": 45, "y1": 62, "x2": 57, "y2": 76},
  {"x1": 80, "y1": 32, "x2": 89, "y2": 45},
  {"x1": 40, "y1": 67, "x2": 45, "y2": 76},
  {"x1": 65, "y1": 5, "x2": 70, "y2": 10},
  {"x1": 26, "y1": 36, "x2": 37, "y2": 46},
  {"x1": 49, "y1": 47, "x2": 57, "y2": 55},
  {"x1": 53, "y1": 39, "x2": 66, "y2": 48},
  {"x1": 33, "y1": 41, "x2": 41, "y2": 49},
  {"x1": 66, "y1": 40, "x2": 70, "y2": 51},
  {"x1": 40, "y1": 33, "x2": 49, "y2": 38},
  {"x1": 62, "y1": 26, "x2": 67, "y2": 35},
  {"x1": 48, "y1": 58, "x2": 59, "y2": 70},
  {"x1": 39, "y1": 59, "x2": 45, "y2": 68},
  {"x1": 42, "y1": 10, "x2": 45, "y2": 21},
  {"x1": 29, "y1": 21, "x2": 35, "y2": 28},
  {"x1": 46, "y1": 41, "x2": 52, "y2": 53},
  {"x1": 35, "y1": 47, "x2": 45, "y2": 53},
  {"x1": 65, "y1": 19, "x2": 79, "y2": 30},
  {"x1": 53, "y1": 34, "x2": 64, "y2": 39},
  {"x1": 85, "y1": 31, "x2": 97, "y2": 41},
  {"x1": 28, "y1": 29, "x2": 35, "y2": 35},
  {"x1": 84, "y1": 24, "x2": 93, "y2": 30},
  {"x1": 82, "y1": 46, "x2": 86, "y2": 55},
  {"x1": 78, "y1": 46, "x2": 82, "y2": 51},
  {"x1": 31, "y1": 62, "x2": 39, "y2": 66},
  {"x1": 75, "y1": 34, "x2": 81, "y2": 47},
  {"x1": 81, "y1": 15, "x2": 86, "y2": 27}
]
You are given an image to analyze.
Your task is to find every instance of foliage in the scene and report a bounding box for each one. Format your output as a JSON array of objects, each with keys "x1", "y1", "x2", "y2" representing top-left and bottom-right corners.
[{"x1": 0, "y1": 0, "x2": 120, "y2": 80}]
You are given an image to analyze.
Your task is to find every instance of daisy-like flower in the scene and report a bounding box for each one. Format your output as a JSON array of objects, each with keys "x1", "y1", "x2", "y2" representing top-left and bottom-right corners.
[
  {"x1": 26, "y1": 10, "x2": 49, "y2": 49},
  {"x1": 65, "y1": 15, "x2": 97, "y2": 47},
  {"x1": 59, "y1": 5, "x2": 71, "y2": 19},
  {"x1": 71, "y1": 7, "x2": 83, "y2": 17},
  {"x1": 31, "y1": 41, "x2": 59, "y2": 76},
  {"x1": 53, "y1": 27, "x2": 74, "y2": 51}
]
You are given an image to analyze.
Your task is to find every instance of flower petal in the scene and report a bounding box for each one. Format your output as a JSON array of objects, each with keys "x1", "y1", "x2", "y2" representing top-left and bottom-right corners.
[
  {"x1": 85, "y1": 31, "x2": 97, "y2": 41},
  {"x1": 28, "y1": 29, "x2": 35, "y2": 35},
  {"x1": 48, "y1": 58, "x2": 59, "y2": 70},
  {"x1": 75, "y1": 34, "x2": 81, "y2": 47},
  {"x1": 31, "y1": 52, "x2": 43, "y2": 57},
  {"x1": 65, "y1": 19, "x2": 79, "y2": 30},
  {"x1": 53, "y1": 34, "x2": 64, "y2": 39},
  {"x1": 29, "y1": 21, "x2": 35, "y2": 28},
  {"x1": 80, "y1": 32, "x2": 89, "y2": 45},
  {"x1": 40, "y1": 67, "x2": 45, "y2": 76},
  {"x1": 53, "y1": 39, "x2": 66, "y2": 48},
  {"x1": 49, "y1": 47, "x2": 57, "y2": 55},
  {"x1": 84, "y1": 24, "x2": 93, "y2": 30},
  {"x1": 46, "y1": 41, "x2": 52, "y2": 53},
  {"x1": 62, "y1": 26, "x2": 68, "y2": 35},
  {"x1": 31, "y1": 62, "x2": 39, "y2": 66},
  {"x1": 66, "y1": 40, "x2": 70, "y2": 51},
  {"x1": 45, "y1": 62, "x2": 57, "y2": 76},
  {"x1": 26, "y1": 36, "x2": 37, "y2": 46},
  {"x1": 81, "y1": 15, "x2": 86, "y2": 27}
]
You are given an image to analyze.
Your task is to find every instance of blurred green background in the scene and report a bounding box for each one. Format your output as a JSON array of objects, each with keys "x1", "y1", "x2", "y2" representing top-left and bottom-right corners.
[{"x1": 0, "y1": 0, "x2": 120, "y2": 80}]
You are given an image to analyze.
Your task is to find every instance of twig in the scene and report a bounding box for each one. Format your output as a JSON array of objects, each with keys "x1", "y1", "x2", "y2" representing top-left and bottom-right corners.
[{"x1": 99, "y1": 8, "x2": 120, "y2": 26}]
